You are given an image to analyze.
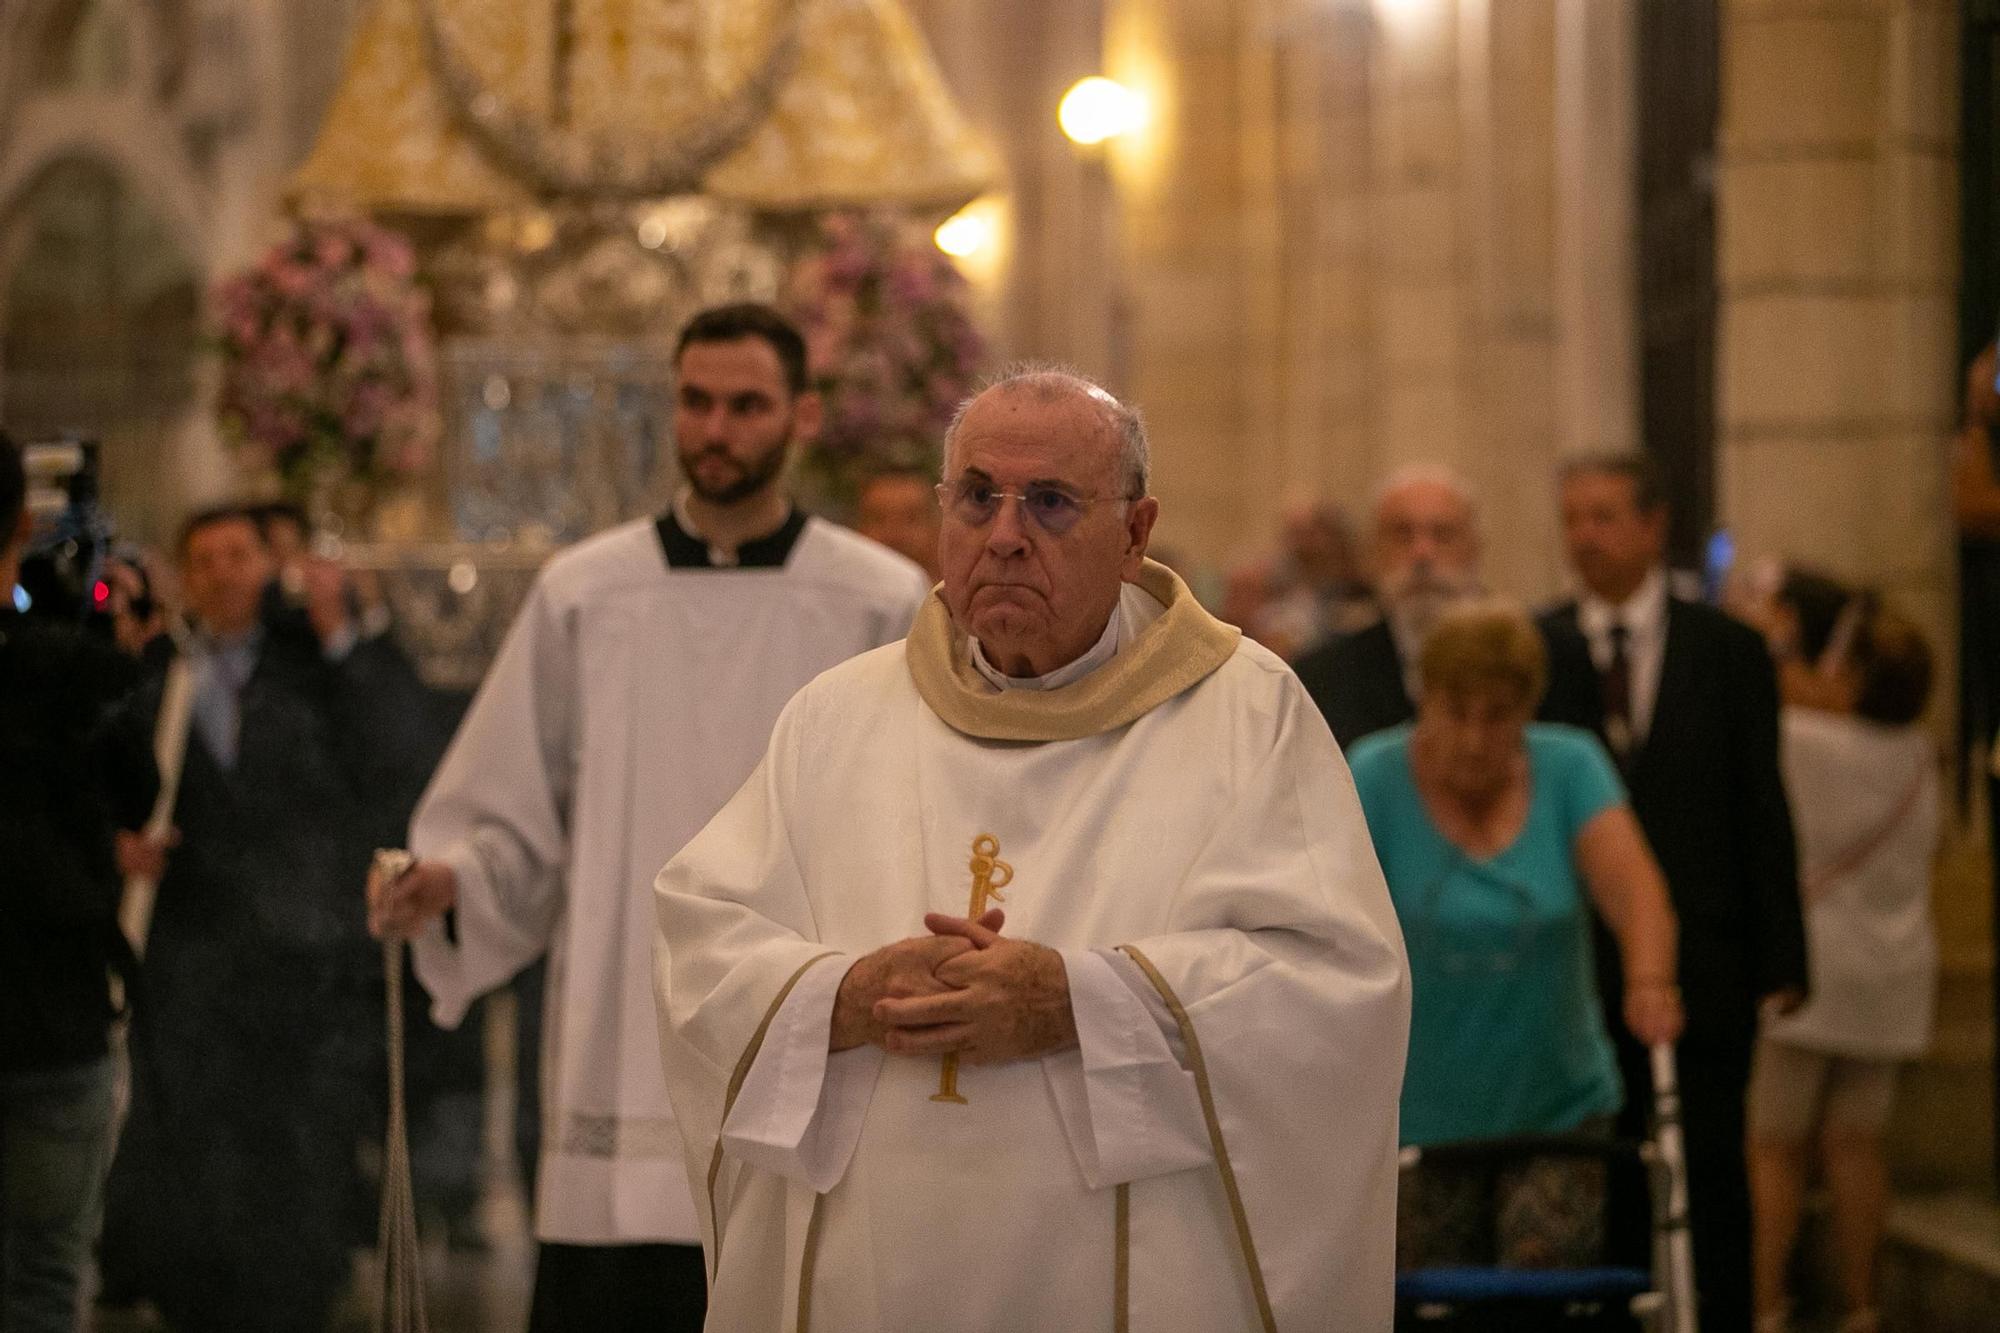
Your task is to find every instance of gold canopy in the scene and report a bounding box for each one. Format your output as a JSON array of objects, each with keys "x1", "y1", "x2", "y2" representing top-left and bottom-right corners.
[{"x1": 289, "y1": 0, "x2": 997, "y2": 215}]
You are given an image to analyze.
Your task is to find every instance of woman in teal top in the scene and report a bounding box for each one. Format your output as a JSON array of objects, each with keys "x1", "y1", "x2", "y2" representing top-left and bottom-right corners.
[{"x1": 1344, "y1": 601, "x2": 1682, "y2": 1267}]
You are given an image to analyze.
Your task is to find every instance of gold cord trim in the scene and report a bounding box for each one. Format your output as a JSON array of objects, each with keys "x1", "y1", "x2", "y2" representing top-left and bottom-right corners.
[
  {"x1": 1114, "y1": 1181, "x2": 1131, "y2": 1332},
  {"x1": 706, "y1": 951, "x2": 840, "y2": 1284},
  {"x1": 1118, "y1": 945, "x2": 1278, "y2": 1333},
  {"x1": 795, "y1": 1191, "x2": 827, "y2": 1333}
]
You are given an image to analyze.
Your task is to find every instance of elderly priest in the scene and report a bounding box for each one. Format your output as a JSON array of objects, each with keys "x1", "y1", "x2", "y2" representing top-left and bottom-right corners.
[{"x1": 653, "y1": 367, "x2": 1412, "y2": 1331}]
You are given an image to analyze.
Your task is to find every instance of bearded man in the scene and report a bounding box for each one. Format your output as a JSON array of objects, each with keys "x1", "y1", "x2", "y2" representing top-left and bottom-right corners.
[
  {"x1": 653, "y1": 366, "x2": 1412, "y2": 1330},
  {"x1": 1295, "y1": 464, "x2": 1598, "y2": 748},
  {"x1": 1294, "y1": 466, "x2": 1483, "y2": 747},
  {"x1": 369, "y1": 304, "x2": 930, "y2": 1332}
]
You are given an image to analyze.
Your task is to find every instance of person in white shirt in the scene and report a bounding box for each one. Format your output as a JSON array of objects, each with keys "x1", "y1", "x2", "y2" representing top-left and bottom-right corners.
[
  {"x1": 368, "y1": 303, "x2": 930, "y2": 1333},
  {"x1": 652, "y1": 365, "x2": 1412, "y2": 1331},
  {"x1": 1742, "y1": 576, "x2": 1939, "y2": 1333}
]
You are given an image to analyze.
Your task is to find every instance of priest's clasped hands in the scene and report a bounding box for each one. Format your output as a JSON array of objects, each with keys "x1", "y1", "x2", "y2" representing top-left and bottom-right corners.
[{"x1": 829, "y1": 910, "x2": 1081, "y2": 1064}]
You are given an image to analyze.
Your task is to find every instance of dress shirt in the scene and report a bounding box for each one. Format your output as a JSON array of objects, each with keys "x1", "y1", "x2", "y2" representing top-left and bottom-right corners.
[
  {"x1": 186, "y1": 624, "x2": 263, "y2": 768},
  {"x1": 1577, "y1": 566, "x2": 1669, "y2": 748}
]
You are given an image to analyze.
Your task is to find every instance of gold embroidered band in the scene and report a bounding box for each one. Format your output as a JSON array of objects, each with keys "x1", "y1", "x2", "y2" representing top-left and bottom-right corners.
[
  {"x1": 795, "y1": 1193, "x2": 828, "y2": 1333},
  {"x1": 1115, "y1": 1181, "x2": 1131, "y2": 1332},
  {"x1": 1119, "y1": 944, "x2": 1279, "y2": 1333},
  {"x1": 707, "y1": 951, "x2": 840, "y2": 1284}
]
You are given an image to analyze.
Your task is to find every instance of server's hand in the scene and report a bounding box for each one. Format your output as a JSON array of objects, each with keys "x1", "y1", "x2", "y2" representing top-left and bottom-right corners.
[{"x1": 368, "y1": 856, "x2": 457, "y2": 939}]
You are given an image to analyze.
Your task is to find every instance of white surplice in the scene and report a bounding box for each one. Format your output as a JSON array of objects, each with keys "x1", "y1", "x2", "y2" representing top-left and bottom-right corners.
[
  {"x1": 408, "y1": 516, "x2": 929, "y2": 1244},
  {"x1": 655, "y1": 569, "x2": 1411, "y2": 1330}
]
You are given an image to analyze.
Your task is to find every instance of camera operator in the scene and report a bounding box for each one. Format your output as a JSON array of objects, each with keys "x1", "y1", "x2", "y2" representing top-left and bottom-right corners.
[
  {"x1": 100, "y1": 548, "x2": 170, "y2": 665},
  {"x1": 0, "y1": 429, "x2": 158, "y2": 1333}
]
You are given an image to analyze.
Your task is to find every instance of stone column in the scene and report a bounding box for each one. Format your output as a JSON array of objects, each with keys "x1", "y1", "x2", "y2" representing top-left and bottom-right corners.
[
  {"x1": 1715, "y1": 0, "x2": 1980, "y2": 1185},
  {"x1": 1716, "y1": 0, "x2": 1957, "y2": 637},
  {"x1": 1552, "y1": 0, "x2": 1641, "y2": 477},
  {"x1": 1103, "y1": 0, "x2": 1254, "y2": 563}
]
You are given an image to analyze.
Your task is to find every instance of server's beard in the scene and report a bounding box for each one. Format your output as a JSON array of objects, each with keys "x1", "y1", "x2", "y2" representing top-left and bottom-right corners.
[{"x1": 682, "y1": 433, "x2": 790, "y2": 506}]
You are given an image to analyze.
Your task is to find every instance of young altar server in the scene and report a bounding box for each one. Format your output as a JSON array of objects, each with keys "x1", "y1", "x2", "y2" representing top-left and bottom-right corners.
[
  {"x1": 655, "y1": 367, "x2": 1413, "y2": 1331},
  {"x1": 369, "y1": 303, "x2": 930, "y2": 1332}
]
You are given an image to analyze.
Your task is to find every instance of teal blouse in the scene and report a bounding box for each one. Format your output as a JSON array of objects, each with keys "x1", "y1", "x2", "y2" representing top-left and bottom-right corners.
[{"x1": 1346, "y1": 723, "x2": 1627, "y2": 1146}]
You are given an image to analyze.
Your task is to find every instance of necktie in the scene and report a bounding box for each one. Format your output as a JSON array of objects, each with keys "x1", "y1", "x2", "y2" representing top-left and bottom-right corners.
[{"x1": 1602, "y1": 622, "x2": 1633, "y2": 768}]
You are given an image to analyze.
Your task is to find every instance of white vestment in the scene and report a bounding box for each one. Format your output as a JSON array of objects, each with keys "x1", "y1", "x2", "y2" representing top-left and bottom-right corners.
[
  {"x1": 655, "y1": 566, "x2": 1411, "y2": 1330},
  {"x1": 408, "y1": 515, "x2": 928, "y2": 1243}
]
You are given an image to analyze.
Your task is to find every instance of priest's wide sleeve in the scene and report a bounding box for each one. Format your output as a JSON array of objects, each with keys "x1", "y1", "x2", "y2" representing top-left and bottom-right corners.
[
  {"x1": 1117, "y1": 673, "x2": 1411, "y2": 1329},
  {"x1": 653, "y1": 686, "x2": 855, "y2": 1253},
  {"x1": 406, "y1": 577, "x2": 576, "y2": 1028}
]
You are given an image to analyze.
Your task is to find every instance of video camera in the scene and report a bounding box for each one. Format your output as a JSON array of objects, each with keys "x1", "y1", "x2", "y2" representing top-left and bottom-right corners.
[{"x1": 16, "y1": 437, "x2": 126, "y2": 628}]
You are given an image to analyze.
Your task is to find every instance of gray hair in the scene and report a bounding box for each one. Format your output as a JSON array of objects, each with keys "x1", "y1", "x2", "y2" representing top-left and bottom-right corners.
[
  {"x1": 1368, "y1": 462, "x2": 1480, "y2": 532},
  {"x1": 942, "y1": 362, "x2": 1150, "y2": 498}
]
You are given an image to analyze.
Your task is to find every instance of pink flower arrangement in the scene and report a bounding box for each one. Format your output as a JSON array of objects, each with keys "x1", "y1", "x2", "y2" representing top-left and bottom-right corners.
[
  {"x1": 214, "y1": 216, "x2": 439, "y2": 505},
  {"x1": 785, "y1": 211, "x2": 986, "y2": 497}
]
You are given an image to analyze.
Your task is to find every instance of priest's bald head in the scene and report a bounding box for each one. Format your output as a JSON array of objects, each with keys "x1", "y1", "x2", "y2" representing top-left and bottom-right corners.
[{"x1": 937, "y1": 367, "x2": 1161, "y2": 678}]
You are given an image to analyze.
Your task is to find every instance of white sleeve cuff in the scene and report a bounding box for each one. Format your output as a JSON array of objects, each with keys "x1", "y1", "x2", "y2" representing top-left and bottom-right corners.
[
  {"x1": 406, "y1": 843, "x2": 482, "y2": 1030},
  {"x1": 1043, "y1": 949, "x2": 1212, "y2": 1190},
  {"x1": 720, "y1": 955, "x2": 884, "y2": 1193}
]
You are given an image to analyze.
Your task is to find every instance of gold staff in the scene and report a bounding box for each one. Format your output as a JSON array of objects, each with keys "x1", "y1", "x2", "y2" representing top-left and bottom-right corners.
[{"x1": 932, "y1": 834, "x2": 1012, "y2": 1104}]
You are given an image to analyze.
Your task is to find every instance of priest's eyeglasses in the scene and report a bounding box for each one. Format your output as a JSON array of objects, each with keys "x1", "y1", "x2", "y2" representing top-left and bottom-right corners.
[{"x1": 935, "y1": 477, "x2": 1134, "y2": 536}]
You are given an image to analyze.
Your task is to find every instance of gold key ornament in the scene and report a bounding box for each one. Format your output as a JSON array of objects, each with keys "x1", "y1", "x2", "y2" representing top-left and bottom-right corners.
[{"x1": 931, "y1": 834, "x2": 1012, "y2": 1104}]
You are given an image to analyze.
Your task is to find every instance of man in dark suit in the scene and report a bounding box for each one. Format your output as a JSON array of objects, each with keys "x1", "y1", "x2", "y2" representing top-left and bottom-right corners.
[
  {"x1": 100, "y1": 505, "x2": 433, "y2": 1331},
  {"x1": 1295, "y1": 465, "x2": 1597, "y2": 746},
  {"x1": 1540, "y1": 453, "x2": 1806, "y2": 1333}
]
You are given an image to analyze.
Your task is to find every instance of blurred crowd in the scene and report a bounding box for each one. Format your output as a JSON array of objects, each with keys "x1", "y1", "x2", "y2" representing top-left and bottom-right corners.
[
  {"x1": 2, "y1": 451, "x2": 508, "y2": 1333},
  {"x1": 0, "y1": 382, "x2": 1966, "y2": 1333},
  {"x1": 1219, "y1": 452, "x2": 1942, "y2": 1333}
]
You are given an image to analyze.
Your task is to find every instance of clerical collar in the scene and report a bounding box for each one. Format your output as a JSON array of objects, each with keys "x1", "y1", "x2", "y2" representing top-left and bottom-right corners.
[
  {"x1": 970, "y1": 606, "x2": 1123, "y2": 692},
  {"x1": 656, "y1": 493, "x2": 807, "y2": 569}
]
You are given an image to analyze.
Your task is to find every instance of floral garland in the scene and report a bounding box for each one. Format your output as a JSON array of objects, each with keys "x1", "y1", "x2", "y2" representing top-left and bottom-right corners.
[
  {"x1": 785, "y1": 211, "x2": 986, "y2": 502},
  {"x1": 214, "y1": 215, "x2": 439, "y2": 515}
]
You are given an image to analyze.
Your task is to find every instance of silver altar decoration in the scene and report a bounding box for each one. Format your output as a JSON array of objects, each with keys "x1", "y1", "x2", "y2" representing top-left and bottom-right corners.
[
  {"x1": 284, "y1": 0, "x2": 992, "y2": 688},
  {"x1": 369, "y1": 196, "x2": 788, "y2": 685},
  {"x1": 443, "y1": 338, "x2": 676, "y2": 546},
  {"x1": 342, "y1": 540, "x2": 552, "y2": 693}
]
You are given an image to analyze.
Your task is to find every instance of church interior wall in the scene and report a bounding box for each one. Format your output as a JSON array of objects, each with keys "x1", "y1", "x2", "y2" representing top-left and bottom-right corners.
[{"x1": 1714, "y1": 0, "x2": 1984, "y2": 1185}]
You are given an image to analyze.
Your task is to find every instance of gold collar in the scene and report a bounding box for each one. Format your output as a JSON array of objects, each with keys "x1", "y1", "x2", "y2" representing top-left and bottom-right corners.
[{"x1": 906, "y1": 560, "x2": 1241, "y2": 741}]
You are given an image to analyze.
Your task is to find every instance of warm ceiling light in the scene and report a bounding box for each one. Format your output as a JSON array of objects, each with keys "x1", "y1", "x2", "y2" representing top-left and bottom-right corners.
[
  {"x1": 933, "y1": 204, "x2": 994, "y2": 258},
  {"x1": 1059, "y1": 77, "x2": 1146, "y2": 146},
  {"x1": 1373, "y1": 0, "x2": 1436, "y2": 26}
]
